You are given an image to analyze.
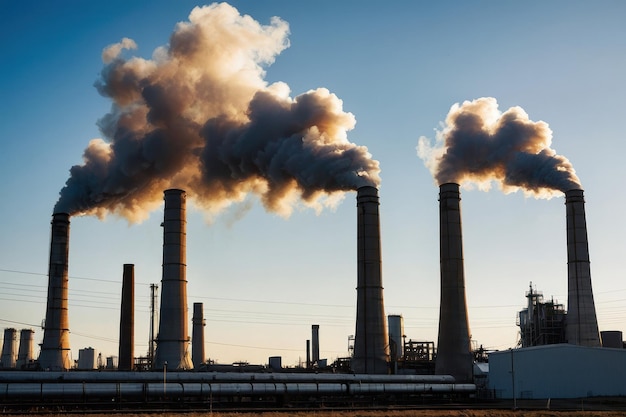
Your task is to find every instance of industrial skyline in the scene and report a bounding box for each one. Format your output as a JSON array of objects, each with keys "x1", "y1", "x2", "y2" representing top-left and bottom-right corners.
[{"x1": 1, "y1": 1, "x2": 626, "y2": 366}]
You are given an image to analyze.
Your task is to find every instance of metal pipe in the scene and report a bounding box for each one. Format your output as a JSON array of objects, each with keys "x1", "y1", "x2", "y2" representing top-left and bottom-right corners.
[
  {"x1": 435, "y1": 183, "x2": 472, "y2": 382},
  {"x1": 118, "y1": 264, "x2": 135, "y2": 370},
  {"x1": 565, "y1": 189, "x2": 601, "y2": 347},
  {"x1": 0, "y1": 370, "x2": 456, "y2": 383},
  {"x1": 154, "y1": 189, "x2": 193, "y2": 370},
  {"x1": 38, "y1": 213, "x2": 72, "y2": 371}
]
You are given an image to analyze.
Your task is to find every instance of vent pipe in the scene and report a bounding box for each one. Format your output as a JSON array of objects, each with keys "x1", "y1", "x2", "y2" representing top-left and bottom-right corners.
[
  {"x1": 353, "y1": 186, "x2": 389, "y2": 374},
  {"x1": 38, "y1": 213, "x2": 71, "y2": 371},
  {"x1": 1, "y1": 328, "x2": 17, "y2": 369},
  {"x1": 192, "y1": 302, "x2": 206, "y2": 369},
  {"x1": 435, "y1": 183, "x2": 472, "y2": 382},
  {"x1": 565, "y1": 189, "x2": 601, "y2": 347},
  {"x1": 118, "y1": 264, "x2": 135, "y2": 370},
  {"x1": 17, "y1": 329, "x2": 34, "y2": 369},
  {"x1": 154, "y1": 189, "x2": 193, "y2": 370}
]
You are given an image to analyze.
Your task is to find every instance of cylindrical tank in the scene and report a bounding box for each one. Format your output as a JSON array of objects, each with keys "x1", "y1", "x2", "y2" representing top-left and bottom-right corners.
[
  {"x1": 118, "y1": 264, "x2": 135, "y2": 371},
  {"x1": 388, "y1": 315, "x2": 405, "y2": 360},
  {"x1": 435, "y1": 183, "x2": 473, "y2": 382},
  {"x1": 601, "y1": 331, "x2": 623, "y2": 349},
  {"x1": 38, "y1": 213, "x2": 72, "y2": 371},
  {"x1": 192, "y1": 302, "x2": 206, "y2": 368},
  {"x1": 353, "y1": 186, "x2": 390, "y2": 374},
  {"x1": 16, "y1": 329, "x2": 34, "y2": 369},
  {"x1": 154, "y1": 189, "x2": 193, "y2": 370},
  {"x1": 565, "y1": 189, "x2": 601, "y2": 347},
  {"x1": 78, "y1": 348, "x2": 97, "y2": 370},
  {"x1": 268, "y1": 356, "x2": 282, "y2": 371},
  {"x1": 106, "y1": 356, "x2": 118, "y2": 370},
  {"x1": 1, "y1": 328, "x2": 17, "y2": 369}
]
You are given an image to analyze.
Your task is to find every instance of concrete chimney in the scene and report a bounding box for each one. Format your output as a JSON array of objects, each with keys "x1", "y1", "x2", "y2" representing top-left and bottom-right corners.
[
  {"x1": 154, "y1": 189, "x2": 193, "y2": 370},
  {"x1": 311, "y1": 324, "x2": 320, "y2": 366},
  {"x1": 192, "y1": 302, "x2": 206, "y2": 369},
  {"x1": 118, "y1": 264, "x2": 135, "y2": 370},
  {"x1": 1, "y1": 328, "x2": 17, "y2": 369},
  {"x1": 352, "y1": 186, "x2": 389, "y2": 374},
  {"x1": 16, "y1": 329, "x2": 34, "y2": 369},
  {"x1": 435, "y1": 183, "x2": 473, "y2": 382},
  {"x1": 38, "y1": 213, "x2": 72, "y2": 371},
  {"x1": 565, "y1": 189, "x2": 601, "y2": 347}
]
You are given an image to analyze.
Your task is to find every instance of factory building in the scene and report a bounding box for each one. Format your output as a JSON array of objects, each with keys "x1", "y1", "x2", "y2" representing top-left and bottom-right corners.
[{"x1": 488, "y1": 344, "x2": 626, "y2": 399}]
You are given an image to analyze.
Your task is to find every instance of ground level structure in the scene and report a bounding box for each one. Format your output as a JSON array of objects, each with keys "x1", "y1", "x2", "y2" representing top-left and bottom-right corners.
[{"x1": 488, "y1": 344, "x2": 626, "y2": 399}]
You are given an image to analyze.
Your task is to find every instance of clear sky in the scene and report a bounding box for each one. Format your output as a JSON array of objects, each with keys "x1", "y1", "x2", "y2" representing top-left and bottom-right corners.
[{"x1": 1, "y1": 0, "x2": 625, "y2": 367}]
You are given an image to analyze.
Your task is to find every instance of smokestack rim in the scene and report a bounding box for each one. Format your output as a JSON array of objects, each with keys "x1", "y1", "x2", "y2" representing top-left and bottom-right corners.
[
  {"x1": 439, "y1": 182, "x2": 460, "y2": 191},
  {"x1": 439, "y1": 182, "x2": 460, "y2": 201},
  {"x1": 565, "y1": 188, "x2": 584, "y2": 203},
  {"x1": 51, "y1": 212, "x2": 70, "y2": 222},
  {"x1": 164, "y1": 188, "x2": 186, "y2": 196},
  {"x1": 356, "y1": 185, "x2": 379, "y2": 204}
]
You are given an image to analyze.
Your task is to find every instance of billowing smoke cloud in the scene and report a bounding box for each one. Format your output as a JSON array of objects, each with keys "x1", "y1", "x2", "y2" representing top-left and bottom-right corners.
[
  {"x1": 54, "y1": 2, "x2": 380, "y2": 222},
  {"x1": 417, "y1": 97, "x2": 581, "y2": 197}
]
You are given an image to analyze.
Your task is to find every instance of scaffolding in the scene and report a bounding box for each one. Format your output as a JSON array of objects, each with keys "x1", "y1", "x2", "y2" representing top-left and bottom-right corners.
[
  {"x1": 399, "y1": 340, "x2": 436, "y2": 374},
  {"x1": 517, "y1": 282, "x2": 566, "y2": 348}
]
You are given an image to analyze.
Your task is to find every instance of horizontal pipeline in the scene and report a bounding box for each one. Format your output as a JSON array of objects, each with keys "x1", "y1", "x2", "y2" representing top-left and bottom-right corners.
[{"x1": 0, "y1": 381, "x2": 476, "y2": 400}]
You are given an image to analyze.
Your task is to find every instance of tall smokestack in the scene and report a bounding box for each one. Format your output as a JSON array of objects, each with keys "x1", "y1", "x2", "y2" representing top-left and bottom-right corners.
[
  {"x1": 311, "y1": 324, "x2": 320, "y2": 365},
  {"x1": 16, "y1": 329, "x2": 34, "y2": 369},
  {"x1": 565, "y1": 189, "x2": 601, "y2": 347},
  {"x1": 1, "y1": 328, "x2": 17, "y2": 369},
  {"x1": 352, "y1": 186, "x2": 389, "y2": 374},
  {"x1": 154, "y1": 189, "x2": 193, "y2": 370},
  {"x1": 38, "y1": 213, "x2": 71, "y2": 371},
  {"x1": 192, "y1": 302, "x2": 205, "y2": 369},
  {"x1": 436, "y1": 183, "x2": 473, "y2": 382},
  {"x1": 118, "y1": 264, "x2": 135, "y2": 370}
]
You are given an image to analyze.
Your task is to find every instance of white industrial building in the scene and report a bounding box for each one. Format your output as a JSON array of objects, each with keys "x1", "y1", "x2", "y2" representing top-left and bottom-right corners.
[{"x1": 488, "y1": 344, "x2": 626, "y2": 399}]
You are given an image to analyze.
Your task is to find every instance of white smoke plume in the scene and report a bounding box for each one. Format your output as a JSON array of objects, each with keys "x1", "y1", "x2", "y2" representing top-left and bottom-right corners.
[
  {"x1": 54, "y1": 2, "x2": 380, "y2": 222},
  {"x1": 417, "y1": 97, "x2": 581, "y2": 197}
]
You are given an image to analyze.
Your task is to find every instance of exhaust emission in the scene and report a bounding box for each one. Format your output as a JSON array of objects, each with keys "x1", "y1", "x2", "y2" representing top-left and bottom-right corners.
[
  {"x1": 153, "y1": 189, "x2": 193, "y2": 370},
  {"x1": 38, "y1": 213, "x2": 72, "y2": 371},
  {"x1": 565, "y1": 189, "x2": 601, "y2": 347},
  {"x1": 435, "y1": 183, "x2": 473, "y2": 382},
  {"x1": 352, "y1": 186, "x2": 389, "y2": 374}
]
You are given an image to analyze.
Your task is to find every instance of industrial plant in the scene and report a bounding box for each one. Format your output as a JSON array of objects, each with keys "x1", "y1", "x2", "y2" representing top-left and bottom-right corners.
[{"x1": 2, "y1": 184, "x2": 626, "y2": 411}]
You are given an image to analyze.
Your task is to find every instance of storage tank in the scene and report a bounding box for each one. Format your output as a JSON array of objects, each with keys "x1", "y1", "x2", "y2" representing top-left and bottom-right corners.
[
  {"x1": 106, "y1": 356, "x2": 119, "y2": 370},
  {"x1": 601, "y1": 331, "x2": 623, "y2": 349},
  {"x1": 388, "y1": 315, "x2": 405, "y2": 360},
  {"x1": 78, "y1": 347, "x2": 97, "y2": 370}
]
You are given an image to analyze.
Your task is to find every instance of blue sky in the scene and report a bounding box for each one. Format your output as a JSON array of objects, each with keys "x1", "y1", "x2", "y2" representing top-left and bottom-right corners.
[{"x1": 1, "y1": 1, "x2": 625, "y2": 366}]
